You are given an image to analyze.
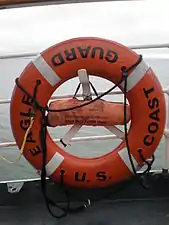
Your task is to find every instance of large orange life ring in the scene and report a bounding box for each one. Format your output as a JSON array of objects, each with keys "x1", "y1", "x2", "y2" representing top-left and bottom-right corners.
[{"x1": 10, "y1": 37, "x2": 166, "y2": 188}]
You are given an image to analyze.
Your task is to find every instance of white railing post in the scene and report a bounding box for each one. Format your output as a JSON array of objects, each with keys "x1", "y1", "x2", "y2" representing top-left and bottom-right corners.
[{"x1": 163, "y1": 87, "x2": 169, "y2": 173}]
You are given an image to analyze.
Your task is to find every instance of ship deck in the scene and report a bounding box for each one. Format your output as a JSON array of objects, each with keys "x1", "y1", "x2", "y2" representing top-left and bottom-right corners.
[{"x1": 1, "y1": 171, "x2": 169, "y2": 225}]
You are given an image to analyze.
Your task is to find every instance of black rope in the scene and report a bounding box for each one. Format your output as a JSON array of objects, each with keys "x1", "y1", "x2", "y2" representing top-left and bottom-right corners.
[
  {"x1": 15, "y1": 55, "x2": 142, "y2": 114},
  {"x1": 40, "y1": 109, "x2": 90, "y2": 218},
  {"x1": 73, "y1": 80, "x2": 98, "y2": 100},
  {"x1": 47, "y1": 55, "x2": 142, "y2": 112},
  {"x1": 40, "y1": 117, "x2": 68, "y2": 218},
  {"x1": 16, "y1": 77, "x2": 120, "y2": 113},
  {"x1": 73, "y1": 83, "x2": 81, "y2": 99},
  {"x1": 28, "y1": 82, "x2": 69, "y2": 218},
  {"x1": 16, "y1": 78, "x2": 43, "y2": 112},
  {"x1": 15, "y1": 54, "x2": 155, "y2": 217},
  {"x1": 122, "y1": 68, "x2": 138, "y2": 176},
  {"x1": 89, "y1": 81, "x2": 99, "y2": 98},
  {"x1": 138, "y1": 149, "x2": 155, "y2": 175}
]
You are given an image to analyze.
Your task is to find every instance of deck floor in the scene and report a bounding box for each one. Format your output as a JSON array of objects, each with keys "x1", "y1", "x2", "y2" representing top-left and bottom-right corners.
[{"x1": 0, "y1": 172, "x2": 169, "y2": 225}]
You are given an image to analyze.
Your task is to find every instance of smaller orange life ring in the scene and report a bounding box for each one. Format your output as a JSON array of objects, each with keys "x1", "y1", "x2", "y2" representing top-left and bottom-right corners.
[
  {"x1": 10, "y1": 37, "x2": 166, "y2": 188},
  {"x1": 47, "y1": 98, "x2": 131, "y2": 127}
]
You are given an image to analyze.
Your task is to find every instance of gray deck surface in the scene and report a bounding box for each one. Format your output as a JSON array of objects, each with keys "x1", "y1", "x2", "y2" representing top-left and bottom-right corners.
[
  {"x1": 0, "y1": 172, "x2": 169, "y2": 225},
  {"x1": 0, "y1": 199, "x2": 169, "y2": 225}
]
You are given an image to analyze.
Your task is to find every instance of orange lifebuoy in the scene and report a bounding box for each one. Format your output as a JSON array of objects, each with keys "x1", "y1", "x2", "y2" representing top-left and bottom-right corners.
[{"x1": 10, "y1": 37, "x2": 166, "y2": 188}]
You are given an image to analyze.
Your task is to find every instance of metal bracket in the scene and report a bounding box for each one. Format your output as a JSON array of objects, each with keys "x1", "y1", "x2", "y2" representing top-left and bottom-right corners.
[
  {"x1": 7, "y1": 181, "x2": 24, "y2": 194},
  {"x1": 59, "y1": 69, "x2": 92, "y2": 148},
  {"x1": 77, "y1": 69, "x2": 92, "y2": 100}
]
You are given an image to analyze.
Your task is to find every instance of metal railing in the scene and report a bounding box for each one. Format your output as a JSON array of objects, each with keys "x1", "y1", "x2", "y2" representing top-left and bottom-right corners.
[
  {"x1": 0, "y1": 90, "x2": 122, "y2": 148},
  {"x1": 0, "y1": 43, "x2": 169, "y2": 60},
  {"x1": 0, "y1": 88, "x2": 169, "y2": 171},
  {"x1": 0, "y1": 43, "x2": 169, "y2": 173}
]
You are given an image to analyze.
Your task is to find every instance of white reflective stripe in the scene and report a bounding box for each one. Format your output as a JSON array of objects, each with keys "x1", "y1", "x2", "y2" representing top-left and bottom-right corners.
[
  {"x1": 120, "y1": 60, "x2": 149, "y2": 92},
  {"x1": 32, "y1": 55, "x2": 61, "y2": 86},
  {"x1": 118, "y1": 148, "x2": 140, "y2": 173},
  {"x1": 60, "y1": 124, "x2": 82, "y2": 147},
  {"x1": 46, "y1": 152, "x2": 64, "y2": 176}
]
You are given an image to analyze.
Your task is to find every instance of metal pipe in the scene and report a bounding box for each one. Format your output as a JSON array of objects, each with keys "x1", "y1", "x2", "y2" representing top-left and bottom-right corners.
[
  {"x1": 0, "y1": 91, "x2": 122, "y2": 105},
  {"x1": 0, "y1": 88, "x2": 168, "y2": 105},
  {"x1": 1, "y1": 43, "x2": 169, "y2": 60},
  {"x1": 0, "y1": 134, "x2": 118, "y2": 148}
]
